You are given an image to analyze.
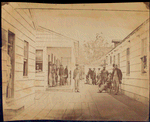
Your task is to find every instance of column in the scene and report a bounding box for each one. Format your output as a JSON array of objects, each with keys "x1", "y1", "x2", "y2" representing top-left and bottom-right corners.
[{"x1": 71, "y1": 44, "x2": 76, "y2": 90}]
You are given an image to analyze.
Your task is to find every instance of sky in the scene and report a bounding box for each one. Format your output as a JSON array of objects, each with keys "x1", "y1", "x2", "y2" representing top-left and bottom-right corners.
[{"x1": 18, "y1": 2, "x2": 149, "y2": 47}]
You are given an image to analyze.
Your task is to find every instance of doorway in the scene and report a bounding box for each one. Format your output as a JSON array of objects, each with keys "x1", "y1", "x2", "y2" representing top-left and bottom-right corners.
[{"x1": 7, "y1": 30, "x2": 15, "y2": 98}]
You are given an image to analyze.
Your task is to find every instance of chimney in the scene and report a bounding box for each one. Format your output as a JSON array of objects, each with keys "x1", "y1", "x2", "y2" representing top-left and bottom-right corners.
[{"x1": 112, "y1": 39, "x2": 121, "y2": 47}]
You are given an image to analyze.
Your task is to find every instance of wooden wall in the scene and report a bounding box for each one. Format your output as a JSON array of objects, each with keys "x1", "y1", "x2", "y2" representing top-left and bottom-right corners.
[
  {"x1": 2, "y1": 3, "x2": 36, "y2": 108},
  {"x1": 99, "y1": 19, "x2": 149, "y2": 105}
]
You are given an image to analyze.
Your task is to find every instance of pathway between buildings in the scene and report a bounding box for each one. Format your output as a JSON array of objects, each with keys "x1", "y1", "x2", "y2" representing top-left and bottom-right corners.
[{"x1": 9, "y1": 81, "x2": 148, "y2": 121}]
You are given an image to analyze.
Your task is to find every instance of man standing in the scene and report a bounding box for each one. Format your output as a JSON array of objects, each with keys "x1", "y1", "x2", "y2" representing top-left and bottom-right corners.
[
  {"x1": 55, "y1": 67, "x2": 59, "y2": 86},
  {"x1": 100, "y1": 66, "x2": 108, "y2": 84},
  {"x1": 73, "y1": 64, "x2": 81, "y2": 92},
  {"x1": 59, "y1": 64, "x2": 64, "y2": 86},
  {"x1": 51, "y1": 64, "x2": 56, "y2": 87},
  {"x1": 92, "y1": 68, "x2": 96, "y2": 85},
  {"x1": 97, "y1": 68, "x2": 101, "y2": 84},
  {"x1": 64, "y1": 66, "x2": 68, "y2": 85},
  {"x1": 112, "y1": 64, "x2": 122, "y2": 95}
]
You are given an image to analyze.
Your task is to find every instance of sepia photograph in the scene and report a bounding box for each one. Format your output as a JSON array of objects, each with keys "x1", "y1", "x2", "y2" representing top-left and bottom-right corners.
[{"x1": 1, "y1": 2, "x2": 149, "y2": 121}]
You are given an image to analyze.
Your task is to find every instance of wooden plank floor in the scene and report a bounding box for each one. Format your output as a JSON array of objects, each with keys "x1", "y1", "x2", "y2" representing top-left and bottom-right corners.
[{"x1": 9, "y1": 82, "x2": 148, "y2": 121}]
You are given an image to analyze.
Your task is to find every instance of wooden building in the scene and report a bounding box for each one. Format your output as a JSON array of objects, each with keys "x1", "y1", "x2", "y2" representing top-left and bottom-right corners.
[
  {"x1": 35, "y1": 26, "x2": 79, "y2": 91},
  {"x1": 2, "y1": 2, "x2": 36, "y2": 115},
  {"x1": 98, "y1": 18, "x2": 149, "y2": 105}
]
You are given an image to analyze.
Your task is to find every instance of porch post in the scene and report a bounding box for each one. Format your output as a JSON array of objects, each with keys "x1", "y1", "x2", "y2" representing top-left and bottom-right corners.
[{"x1": 71, "y1": 44, "x2": 75, "y2": 91}]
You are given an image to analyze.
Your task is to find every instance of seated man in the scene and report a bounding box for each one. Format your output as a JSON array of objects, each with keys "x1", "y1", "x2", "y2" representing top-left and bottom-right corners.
[{"x1": 98, "y1": 66, "x2": 108, "y2": 93}]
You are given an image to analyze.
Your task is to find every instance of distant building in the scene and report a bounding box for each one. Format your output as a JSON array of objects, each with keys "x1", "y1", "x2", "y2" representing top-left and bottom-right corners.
[
  {"x1": 99, "y1": 18, "x2": 149, "y2": 105},
  {"x1": 35, "y1": 26, "x2": 79, "y2": 91}
]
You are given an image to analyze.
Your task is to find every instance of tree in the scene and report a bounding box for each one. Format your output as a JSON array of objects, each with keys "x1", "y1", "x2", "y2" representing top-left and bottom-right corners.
[{"x1": 83, "y1": 33, "x2": 113, "y2": 63}]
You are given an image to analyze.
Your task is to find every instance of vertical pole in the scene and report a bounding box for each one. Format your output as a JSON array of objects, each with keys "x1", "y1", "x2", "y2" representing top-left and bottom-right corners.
[{"x1": 71, "y1": 43, "x2": 75, "y2": 90}]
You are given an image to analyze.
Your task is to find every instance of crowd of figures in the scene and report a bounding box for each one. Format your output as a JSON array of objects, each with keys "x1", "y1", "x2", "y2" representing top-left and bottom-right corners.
[
  {"x1": 48, "y1": 64, "x2": 71, "y2": 87},
  {"x1": 86, "y1": 64, "x2": 122, "y2": 95}
]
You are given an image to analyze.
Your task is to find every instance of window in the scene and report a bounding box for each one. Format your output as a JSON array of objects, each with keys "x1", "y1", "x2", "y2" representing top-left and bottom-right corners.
[
  {"x1": 141, "y1": 38, "x2": 147, "y2": 73},
  {"x1": 118, "y1": 53, "x2": 120, "y2": 68},
  {"x1": 36, "y1": 50, "x2": 43, "y2": 72},
  {"x1": 23, "y1": 41, "x2": 28, "y2": 76},
  {"x1": 126, "y1": 48, "x2": 130, "y2": 75},
  {"x1": 110, "y1": 56, "x2": 112, "y2": 64}
]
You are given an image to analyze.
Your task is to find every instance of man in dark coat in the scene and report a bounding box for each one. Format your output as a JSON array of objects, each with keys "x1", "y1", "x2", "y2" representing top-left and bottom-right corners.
[
  {"x1": 64, "y1": 66, "x2": 68, "y2": 85},
  {"x1": 111, "y1": 64, "x2": 122, "y2": 95},
  {"x1": 59, "y1": 64, "x2": 64, "y2": 86},
  {"x1": 92, "y1": 68, "x2": 96, "y2": 85}
]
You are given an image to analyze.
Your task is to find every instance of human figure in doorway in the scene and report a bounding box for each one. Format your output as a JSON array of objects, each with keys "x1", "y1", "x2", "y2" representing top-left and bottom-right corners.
[{"x1": 6, "y1": 46, "x2": 12, "y2": 98}]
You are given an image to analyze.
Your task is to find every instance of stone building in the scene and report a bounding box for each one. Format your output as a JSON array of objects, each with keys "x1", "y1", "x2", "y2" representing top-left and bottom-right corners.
[{"x1": 98, "y1": 18, "x2": 149, "y2": 105}]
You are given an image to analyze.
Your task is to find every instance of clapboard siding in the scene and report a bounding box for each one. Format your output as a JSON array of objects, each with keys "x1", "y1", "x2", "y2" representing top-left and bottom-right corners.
[
  {"x1": 2, "y1": 5, "x2": 35, "y2": 37},
  {"x1": 122, "y1": 79, "x2": 149, "y2": 89},
  {"x1": 1, "y1": 18, "x2": 35, "y2": 46},
  {"x1": 2, "y1": 3, "x2": 36, "y2": 108},
  {"x1": 98, "y1": 18, "x2": 149, "y2": 105}
]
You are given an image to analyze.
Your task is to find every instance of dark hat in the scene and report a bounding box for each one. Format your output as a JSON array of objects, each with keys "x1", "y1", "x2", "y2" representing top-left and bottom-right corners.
[{"x1": 75, "y1": 64, "x2": 79, "y2": 66}]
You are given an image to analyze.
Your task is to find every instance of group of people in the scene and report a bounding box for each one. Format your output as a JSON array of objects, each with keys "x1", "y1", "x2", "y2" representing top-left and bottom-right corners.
[
  {"x1": 97, "y1": 64, "x2": 122, "y2": 95},
  {"x1": 48, "y1": 64, "x2": 71, "y2": 87},
  {"x1": 85, "y1": 64, "x2": 122, "y2": 95}
]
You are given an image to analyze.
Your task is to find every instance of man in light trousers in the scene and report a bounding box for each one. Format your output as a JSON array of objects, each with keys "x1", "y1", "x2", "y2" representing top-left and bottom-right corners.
[
  {"x1": 112, "y1": 64, "x2": 122, "y2": 95},
  {"x1": 73, "y1": 64, "x2": 81, "y2": 92}
]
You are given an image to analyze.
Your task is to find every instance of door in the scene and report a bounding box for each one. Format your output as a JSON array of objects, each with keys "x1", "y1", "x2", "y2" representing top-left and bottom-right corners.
[
  {"x1": 7, "y1": 31, "x2": 15, "y2": 98},
  {"x1": 48, "y1": 55, "x2": 50, "y2": 86}
]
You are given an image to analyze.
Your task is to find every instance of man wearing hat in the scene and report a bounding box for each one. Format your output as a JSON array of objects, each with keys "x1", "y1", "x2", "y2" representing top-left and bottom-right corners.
[
  {"x1": 73, "y1": 64, "x2": 81, "y2": 92},
  {"x1": 100, "y1": 66, "x2": 108, "y2": 85}
]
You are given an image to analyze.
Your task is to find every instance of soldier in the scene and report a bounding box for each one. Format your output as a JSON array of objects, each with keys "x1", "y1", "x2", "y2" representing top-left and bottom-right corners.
[{"x1": 73, "y1": 64, "x2": 81, "y2": 92}]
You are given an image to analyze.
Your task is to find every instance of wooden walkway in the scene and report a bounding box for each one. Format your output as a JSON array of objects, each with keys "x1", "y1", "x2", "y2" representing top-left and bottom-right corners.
[{"x1": 8, "y1": 81, "x2": 148, "y2": 121}]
